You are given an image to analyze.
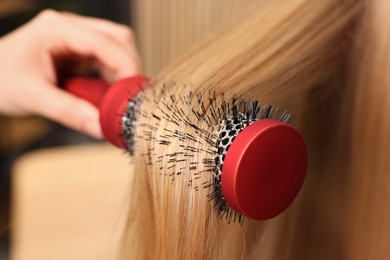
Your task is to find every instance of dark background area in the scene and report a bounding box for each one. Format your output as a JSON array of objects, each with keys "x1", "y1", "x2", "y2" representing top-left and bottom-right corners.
[
  {"x1": 0, "y1": 1, "x2": 131, "y2": 259},
  {"x1": 1, "y1": 0, "x2": 130, "y2": 35}
]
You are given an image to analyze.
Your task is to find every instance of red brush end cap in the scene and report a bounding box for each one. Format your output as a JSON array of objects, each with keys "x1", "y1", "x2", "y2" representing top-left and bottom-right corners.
[
  {"x1": 99, "y1": 76, "x2": 148, "y2": 149},
  {"x1": 221, "y1": 119, "x2": 307, "y2": 220}
]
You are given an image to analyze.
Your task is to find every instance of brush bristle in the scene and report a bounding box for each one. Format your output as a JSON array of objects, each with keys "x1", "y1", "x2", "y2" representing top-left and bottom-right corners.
[
  {"x1": 122, "y1": 95, "x2": 143, "y2": 154},
  {"x1": 123, "y1": 82, "x2": 292, "y2": 224}
]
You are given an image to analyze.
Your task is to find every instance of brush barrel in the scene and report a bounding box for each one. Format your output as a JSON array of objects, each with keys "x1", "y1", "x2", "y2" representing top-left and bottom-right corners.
[{"x1": 63, "y1": 76, "x2": 148, "y2": 149}]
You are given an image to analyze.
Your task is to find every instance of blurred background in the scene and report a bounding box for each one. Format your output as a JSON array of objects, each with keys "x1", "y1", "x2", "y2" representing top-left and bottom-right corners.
[
  {"x1": 0, "y1": 0, "x2": 258, "y2": 259},
  {"x1": 0, "y1": 1, "x2": 130, "y2": 259}
]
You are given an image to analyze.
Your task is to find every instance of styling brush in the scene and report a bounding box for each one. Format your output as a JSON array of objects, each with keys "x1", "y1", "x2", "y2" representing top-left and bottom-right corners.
[
  {"x1": 64, "y1": 76, "x2": 307, "y2": 223},
  {"x1": 63, "y1": 76, "x2": 148, "y2": 153}
]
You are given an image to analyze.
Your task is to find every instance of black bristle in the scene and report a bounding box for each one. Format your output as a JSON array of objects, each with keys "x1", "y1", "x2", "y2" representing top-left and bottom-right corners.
[
  {"x1": 123, "y1": 82, "x2": 292, "y2": 224},
  {"x1": 232, "y1": 96, "x2": 239, "y2": 123},
  {"x1": 264, "y1": 105, "x2": 272, "y2": 118},
  {"x1": 251, "y1": 100, "x2": 259, "y2": 120}
]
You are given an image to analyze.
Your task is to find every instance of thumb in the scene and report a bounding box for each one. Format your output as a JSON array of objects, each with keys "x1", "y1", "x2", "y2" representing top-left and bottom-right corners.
[{"x1": 24, "y1": 83, "x2": 103, "y2": 139}]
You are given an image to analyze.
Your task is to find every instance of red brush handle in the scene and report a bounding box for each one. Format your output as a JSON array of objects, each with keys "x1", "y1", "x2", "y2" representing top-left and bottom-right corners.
[
  {"x1": 63, "y1": 77, "x2": 110, "y2": 107},
  {"x1": 63, "y1": 76, "x2": 149, "y2": 149}
]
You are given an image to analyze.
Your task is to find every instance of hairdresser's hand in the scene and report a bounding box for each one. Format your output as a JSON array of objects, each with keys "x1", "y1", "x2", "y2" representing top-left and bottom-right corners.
[{"x1": 0, "y1": 9, "x2": 140, "y2": 138}]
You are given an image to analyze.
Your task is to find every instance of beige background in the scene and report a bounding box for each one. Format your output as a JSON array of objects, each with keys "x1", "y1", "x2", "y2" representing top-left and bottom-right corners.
[
  {"x1": 12, "y1": 144, "x2": 132, "y2": 260},
  {"x1": 132, "y1": 0, "x2": 261, "y2": 75}
]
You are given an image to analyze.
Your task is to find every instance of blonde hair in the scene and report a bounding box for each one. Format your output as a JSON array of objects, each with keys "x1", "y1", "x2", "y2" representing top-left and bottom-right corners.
[{"x1": 117, "y1": 0, "x2": 390, "y2": 258}]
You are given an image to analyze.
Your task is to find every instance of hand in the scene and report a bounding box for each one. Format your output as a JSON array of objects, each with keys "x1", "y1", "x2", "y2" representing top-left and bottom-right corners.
[{"x1": 0, "y1": 9, "x2": 140, "y2": 138}]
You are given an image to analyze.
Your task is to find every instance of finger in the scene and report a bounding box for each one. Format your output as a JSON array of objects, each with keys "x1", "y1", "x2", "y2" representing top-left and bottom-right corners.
[
  {"x1": 35, "y1": 10, "x2": 139, "y2": 81},
  {"x1": 0, "y1": 98, "x2": 29, "y2": 116},
  {"x1": 22, "y1": 81, "x2": 103, "y2": 139},
  {"x1": 60, "y1": 12, "x2": 141, "y2": 71},
  {"x1": 56, "y1": 27, "x2": 139, "y2": 80},
  {"x1": 61, "y1": 12, "x2": 136, "y2": 47}
]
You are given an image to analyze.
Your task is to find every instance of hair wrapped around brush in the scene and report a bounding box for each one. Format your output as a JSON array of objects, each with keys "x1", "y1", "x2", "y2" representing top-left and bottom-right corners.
[{"x1": 119, "y1": 0, "x2": 390, "y2": 259}]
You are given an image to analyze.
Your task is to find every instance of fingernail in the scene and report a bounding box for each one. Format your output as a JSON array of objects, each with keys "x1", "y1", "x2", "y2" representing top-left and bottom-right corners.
[{"x1": 85, "y1": 120, "x2": 103, "y2": 139}]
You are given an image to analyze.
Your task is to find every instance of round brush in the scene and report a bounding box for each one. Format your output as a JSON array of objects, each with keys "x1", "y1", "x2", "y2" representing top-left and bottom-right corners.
[
  {"x1": 64, "y1": 77, "x2": 307, "y2": 223},
  {"x1": 63, "y1": 76, "x2": 148, "y2": 153},
  {"x1": 216, "y1": 113, "x2": 306, "y2": 221}
]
